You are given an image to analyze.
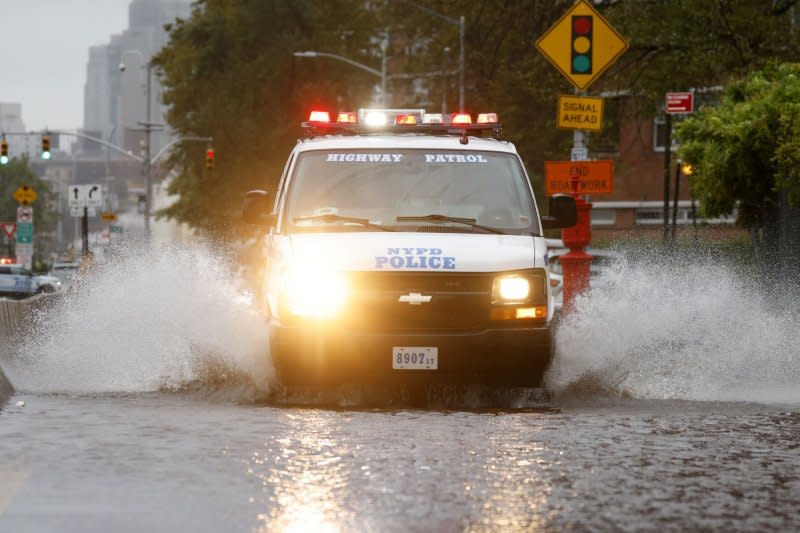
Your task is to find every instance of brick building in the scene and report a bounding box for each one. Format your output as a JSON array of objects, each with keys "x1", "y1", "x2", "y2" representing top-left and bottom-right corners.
[{"x1": 588, "y1": 95, "x2": 742, "y2": 242}]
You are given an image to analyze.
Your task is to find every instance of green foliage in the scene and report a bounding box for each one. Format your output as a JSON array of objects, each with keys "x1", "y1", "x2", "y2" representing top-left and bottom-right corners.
[
  {"x1": 152, "y1": 0, "x2": 379, "y2": 238},
  {"x1": 678, "y1": 63, "x2": 800, "y2": 228},
  {"x1": 0, "y1": 156, "x2": 57, "y2": 234},
  {"x1": 154, "y1": 0, "x2": 800, "y2": 238}
]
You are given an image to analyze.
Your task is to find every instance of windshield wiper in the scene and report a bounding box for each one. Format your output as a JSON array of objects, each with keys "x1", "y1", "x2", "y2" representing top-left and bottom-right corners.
[
  {"x1": 396, "y1": 214, "x2": 505, "y2": 234},
  {"x1": 293, "y1": 213, "x2": 394, "y2": 231}
]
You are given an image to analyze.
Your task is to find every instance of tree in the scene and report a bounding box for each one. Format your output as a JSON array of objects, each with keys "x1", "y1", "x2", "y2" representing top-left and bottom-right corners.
[
  {"x1": 678, "y1": 62, "x2": 800, "y2": 276},
  {"x1": 152, "y1": 0, "x2": 380, "y2": 239},
  {"x1": 153, "y1": 0, "x2": 800, "y2": 240}
]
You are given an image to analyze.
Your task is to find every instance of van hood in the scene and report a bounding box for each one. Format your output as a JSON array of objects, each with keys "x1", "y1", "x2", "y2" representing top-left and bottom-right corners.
[{"x1": 286, "y1": 232, "x2": 542, "y2": 272}]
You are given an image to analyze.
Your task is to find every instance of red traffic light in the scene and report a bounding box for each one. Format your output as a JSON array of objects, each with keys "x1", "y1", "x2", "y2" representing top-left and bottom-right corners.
[
  {"x1": 205, "y1": 146, "x2": 215, "y2": 169},
  {"x1": 571, "y1": 15, "x2": 593, "y2": 75}
]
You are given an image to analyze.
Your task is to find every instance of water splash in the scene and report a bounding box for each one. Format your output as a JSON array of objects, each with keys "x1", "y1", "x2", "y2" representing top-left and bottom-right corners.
[
  {"x1": 547, "y1": 246, "x2": 800, "y2": 405},
  {"x1": 3, "y1": 242, "x2": 272, "y2": 398}
]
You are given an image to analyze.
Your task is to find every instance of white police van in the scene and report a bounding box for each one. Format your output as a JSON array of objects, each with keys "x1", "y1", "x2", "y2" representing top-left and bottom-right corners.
[{"x1": 244, "y1": 109, "x2": 576, "y2": 386}]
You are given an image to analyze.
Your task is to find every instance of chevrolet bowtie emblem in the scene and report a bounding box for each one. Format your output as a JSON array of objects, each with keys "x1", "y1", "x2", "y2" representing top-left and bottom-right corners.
[{"x1": 398, "y1": 292, "x2": 432, "y2": 305}]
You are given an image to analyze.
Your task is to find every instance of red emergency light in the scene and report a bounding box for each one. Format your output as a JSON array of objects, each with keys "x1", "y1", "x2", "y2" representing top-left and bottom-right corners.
[
  {"x1": 308, "y1": 110, "x2": 331, "y2": 123},
  {"x1": 337, "y1": 111, "x2": 357, "y2": 123},
  {"x1": 450, "y1": 113, "x2": 472, "y2": 125},
  {"x1": 395, "y1": 114, "x2": 418, "y2": 125}
]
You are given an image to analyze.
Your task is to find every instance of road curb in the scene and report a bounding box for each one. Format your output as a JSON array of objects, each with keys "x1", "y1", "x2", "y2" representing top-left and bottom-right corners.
[{"x1": 0, "y1": 365, "x2": 12, "y2": 407}]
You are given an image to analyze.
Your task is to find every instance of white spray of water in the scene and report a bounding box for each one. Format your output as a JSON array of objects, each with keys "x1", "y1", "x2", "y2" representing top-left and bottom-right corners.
[
  {"x1": 547, "y1": 250, "x2": 800, "y2": 404},
  {"x1": 4, "y1": 243, "x2": 272, "y2": 396}
]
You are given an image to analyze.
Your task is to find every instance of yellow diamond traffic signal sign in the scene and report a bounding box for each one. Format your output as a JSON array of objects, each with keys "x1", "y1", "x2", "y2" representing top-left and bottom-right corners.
[
  {"x1": 536, "y1": 0, "x2": 628, "y2": 91},
  {"x1": 13, "y1": 185, "x2": 37, "y2": 206}
]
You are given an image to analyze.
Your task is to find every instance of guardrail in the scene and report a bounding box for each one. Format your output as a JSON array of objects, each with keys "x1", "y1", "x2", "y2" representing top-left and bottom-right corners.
[{"x1": 0, "y1": 293, "x2": 62, "y2": 405}]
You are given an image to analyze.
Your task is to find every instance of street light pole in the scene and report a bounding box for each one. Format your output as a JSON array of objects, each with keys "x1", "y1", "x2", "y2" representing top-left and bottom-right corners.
[
  {"x1": 459, "y1": 15, "x2": 465, "y2": 112},
  {"x1": 294, "y1": 51, "x2": 387, "y2": 105},
  {"x1": 400, "y1": 0, "x2": 465, "y2": 111},
  {"x1": 143, "y1": 61, "x2": 152, "y2": 239},
  {"x1": 121, "y1": 50, "x2": 162, "y2": 240}
]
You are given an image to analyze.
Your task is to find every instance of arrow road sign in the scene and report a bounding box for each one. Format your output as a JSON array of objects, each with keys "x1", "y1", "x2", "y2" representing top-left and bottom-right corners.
[{"x1": 68, "y1": 184, "x2": 103, "y2": 208}]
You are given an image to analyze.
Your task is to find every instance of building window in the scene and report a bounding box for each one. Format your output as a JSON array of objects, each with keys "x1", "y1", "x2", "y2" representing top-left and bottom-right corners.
[
  {"x1": 590, "y1": 208, "x2": 616, "y2": 226},
  {"x1": 653, "y1": 117, "x2": 679, "y2": 152},
  {"x1": 636, "y1": 208, "x2": 665, "y2": 224}
]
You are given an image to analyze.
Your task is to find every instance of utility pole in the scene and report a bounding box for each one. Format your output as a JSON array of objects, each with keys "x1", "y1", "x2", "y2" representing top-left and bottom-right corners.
[
  {"x1": 662, "y1": 113, "x2": 672, "y2": 243},
  {"x1": 143, "y1": 61, "x2": 152, "y2": 239}
]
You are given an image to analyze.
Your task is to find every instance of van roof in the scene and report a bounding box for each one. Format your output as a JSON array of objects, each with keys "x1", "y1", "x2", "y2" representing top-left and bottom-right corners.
[{"x1": 295, "y1": 134, "x2": 518, "y2": 154}]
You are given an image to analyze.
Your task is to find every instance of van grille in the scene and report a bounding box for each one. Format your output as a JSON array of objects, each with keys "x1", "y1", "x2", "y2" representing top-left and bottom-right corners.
[{"x1": 343, "y1": 271, "x2": 492, "y2": 332}]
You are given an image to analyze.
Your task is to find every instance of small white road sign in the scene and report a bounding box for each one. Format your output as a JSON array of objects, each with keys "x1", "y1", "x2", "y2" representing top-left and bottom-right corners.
[{"x1": 68, "y1": 184, "x2": 103, "y2": 208}]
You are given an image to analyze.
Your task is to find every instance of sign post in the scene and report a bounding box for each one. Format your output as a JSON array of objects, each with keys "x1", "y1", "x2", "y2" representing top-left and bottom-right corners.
[
  {"x1": 663, "y1": 92, "x2": 694, "y2": 243},
  {"x1": 15, "y1": 206, "x2": 34, "y2": 269},
  {"x1": 68, "y1": 184, "x2": 103, "y2": 258},
  {"x1": 536, "y1": 0, "x2": 628, "y2": 310}
]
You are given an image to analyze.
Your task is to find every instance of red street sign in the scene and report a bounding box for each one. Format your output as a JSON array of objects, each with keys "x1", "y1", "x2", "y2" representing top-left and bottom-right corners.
[
  {"x1": 1, "y1": 222, "x2": 16, "y2": 239},
  {"x1": 545, "y1": 160, "x2": 614, "y2": 195},
  {"x1": 666, "y1": 92, "x2": 693, "y2": 114}
]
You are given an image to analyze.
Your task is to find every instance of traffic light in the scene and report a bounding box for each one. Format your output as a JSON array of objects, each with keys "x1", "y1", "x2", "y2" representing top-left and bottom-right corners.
[
  {"x1": 571, "y1": 15, "x2": 593, "y2": 75},
  {"x1": 41, "y1": 134, "x2": 51, "y2": 160},
  {"x1": 205, "y1": 145, "x2": 215, "y2": 170},
  {"x1": 1, "y1": 139, "x2": 8, "y2": 165}
]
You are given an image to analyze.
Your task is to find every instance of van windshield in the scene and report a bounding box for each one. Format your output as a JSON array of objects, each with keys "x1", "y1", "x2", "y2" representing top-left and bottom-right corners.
[{"x1": 285, "y1": 149, "x2": 541, "y2": 234}]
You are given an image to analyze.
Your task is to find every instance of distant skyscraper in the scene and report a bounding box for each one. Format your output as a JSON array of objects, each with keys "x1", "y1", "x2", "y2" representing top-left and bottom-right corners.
[
  {"x1": 0, "y1": 103, "x2": 43, "y2": 159},
  {"x1": 83, "y1": 0, "x2": 191, "y2": 158}
]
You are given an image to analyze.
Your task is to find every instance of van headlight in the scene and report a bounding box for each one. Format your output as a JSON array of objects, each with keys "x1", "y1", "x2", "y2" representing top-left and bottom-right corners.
[
  {"x1": 492, "y1": 274, "x2": 530, "y2": 304},
  {"x1": 490, "y1": 271, "x2": 547, "y2": 321},
  {"x1": 281, "y1": 267, "x2": 349, "y2": 318}
]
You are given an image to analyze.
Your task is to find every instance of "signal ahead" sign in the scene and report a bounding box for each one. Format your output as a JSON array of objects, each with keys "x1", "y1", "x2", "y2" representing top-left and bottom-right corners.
[{"x1": 557, "y1": 95, "x2": 604, "y2": 131}]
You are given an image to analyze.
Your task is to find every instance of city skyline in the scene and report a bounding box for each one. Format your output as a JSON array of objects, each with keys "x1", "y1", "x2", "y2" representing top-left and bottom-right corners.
[{"x1": 2, "y1": 0, "x2": 133, "y2": 132}]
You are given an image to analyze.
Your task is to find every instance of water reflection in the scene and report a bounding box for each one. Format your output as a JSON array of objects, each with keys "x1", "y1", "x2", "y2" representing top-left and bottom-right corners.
[{"x1": 253, "y1": 411, "x2": 351, "y2": 532}]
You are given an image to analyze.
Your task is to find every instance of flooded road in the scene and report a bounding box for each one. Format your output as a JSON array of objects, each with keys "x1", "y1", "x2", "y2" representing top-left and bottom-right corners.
[
  {"x1": 1, "y1": 394, "x2": 798, "y2": 532},
  {"x1": 1, "y1": 245, "x2": 799, "y2": 531}
]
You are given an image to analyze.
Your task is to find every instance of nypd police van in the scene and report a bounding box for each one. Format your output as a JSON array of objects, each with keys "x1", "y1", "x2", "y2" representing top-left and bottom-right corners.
[{"x1": 243, "y1": 109, "x2": 576, "y2": 386}]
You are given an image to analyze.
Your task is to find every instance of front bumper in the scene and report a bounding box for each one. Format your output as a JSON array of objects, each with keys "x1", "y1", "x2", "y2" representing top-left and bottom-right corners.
[{"x1": 270, "y1": 322, "x2": 553, "y2": 386}]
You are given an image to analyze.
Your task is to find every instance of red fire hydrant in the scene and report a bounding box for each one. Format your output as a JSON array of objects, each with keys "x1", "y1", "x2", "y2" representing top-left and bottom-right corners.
[{"x1": 560, "y1": 167, "x2": 593, "y2": 311}]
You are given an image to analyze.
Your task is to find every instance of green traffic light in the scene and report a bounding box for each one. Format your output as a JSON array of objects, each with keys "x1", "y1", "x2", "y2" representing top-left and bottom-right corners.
[
  {"x1": 0, "y1": 155, "x2": 7, "y2": 165},
  {"x1": 42, "y1": 151, "x2": 51, "y2": 160}
]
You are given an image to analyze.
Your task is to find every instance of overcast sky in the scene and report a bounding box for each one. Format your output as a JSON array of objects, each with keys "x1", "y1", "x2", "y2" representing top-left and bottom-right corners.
[{"x1": 2, "y1": 0, "x2": 132, "y2": 132}]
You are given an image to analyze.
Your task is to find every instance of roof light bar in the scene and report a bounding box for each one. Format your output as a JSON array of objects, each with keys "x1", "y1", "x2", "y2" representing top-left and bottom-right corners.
[
  {"x1": 450, "y1": 113, "x2": 472, "y2": 125},
  {"x1": 308, "y1": 110, "x2": 331, "y2": 123},
  {"x1": 301, "y1": 108, "x2": 502, "y2": 139},
  {"x1": 395, "y1": 114, "x2": 418, "y2": 125},
  {"x1": 364, "y1": 111, "x2": 388, "y2": 127},
  {"x1": 337, "y1": 111, "x2": 357, "y2": 123}
]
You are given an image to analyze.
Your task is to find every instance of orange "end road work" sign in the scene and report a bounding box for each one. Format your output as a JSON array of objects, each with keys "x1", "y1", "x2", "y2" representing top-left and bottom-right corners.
[{"x1": 545, "y1": 160, "x2": 614, "y2": 195}]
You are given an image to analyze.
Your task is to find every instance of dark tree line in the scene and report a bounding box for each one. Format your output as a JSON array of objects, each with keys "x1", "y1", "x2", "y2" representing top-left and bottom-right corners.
[{"x1": 152, "y1": 0, "x2": 800, "y2": 243}]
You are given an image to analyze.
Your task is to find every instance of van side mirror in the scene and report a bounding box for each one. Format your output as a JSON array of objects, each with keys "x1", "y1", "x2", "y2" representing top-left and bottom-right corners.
[
  {"x1": 242, "y1": 190, "x2": 276, "y2": 226},
  {"x1": 541, "y1": 194, "x2": 577, "y2": 229}
]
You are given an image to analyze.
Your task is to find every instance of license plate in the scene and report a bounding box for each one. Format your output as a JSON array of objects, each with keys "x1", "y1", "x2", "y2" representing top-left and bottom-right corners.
[{"x1": 392, "y1": 347, "x2": 438, "y2": 370}]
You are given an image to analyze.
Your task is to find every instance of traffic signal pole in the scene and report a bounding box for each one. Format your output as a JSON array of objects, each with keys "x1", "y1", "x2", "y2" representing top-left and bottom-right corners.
[{"x1": 81, "y1": 207, "x2": 89, "y2": 257}]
